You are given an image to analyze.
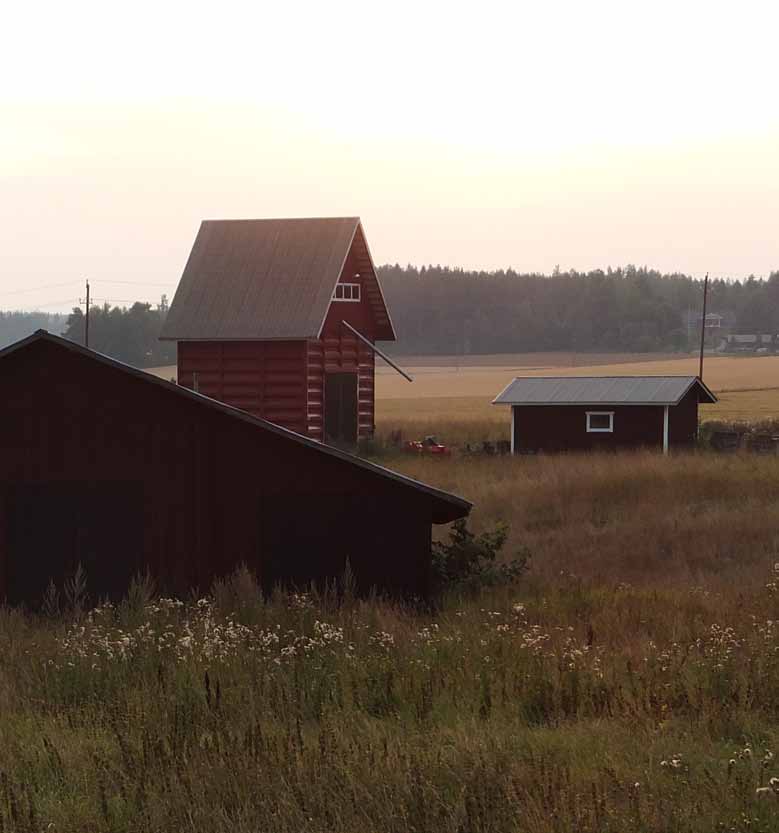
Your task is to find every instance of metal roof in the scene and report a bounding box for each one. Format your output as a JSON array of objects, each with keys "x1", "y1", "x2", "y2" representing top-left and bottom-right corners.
[
  {"x1": 160, "y1": 217, "x2": 395, "y2": 342},
  {"x1": 1, "y1": 331, "x2": 468, "y2": 523},
  {"x1": 492, "y1": 376, "x2": 718, "y2": 406}
]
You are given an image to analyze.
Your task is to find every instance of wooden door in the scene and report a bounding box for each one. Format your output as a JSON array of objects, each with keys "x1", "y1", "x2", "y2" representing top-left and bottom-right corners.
[{"x1": 324, "y1": 372, "x2": 358, "y2": 444}]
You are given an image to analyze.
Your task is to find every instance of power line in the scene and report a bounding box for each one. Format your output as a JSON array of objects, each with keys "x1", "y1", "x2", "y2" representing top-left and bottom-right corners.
[
  {"x1": 90, "y1": 280, "x2": 175, "y2": 287},
  {"x1": 0, "y1": 280, "x2": 81, "y2": 299},
  {"x1": 2, "y1": 298, "x2": 82, "y2": 310}
]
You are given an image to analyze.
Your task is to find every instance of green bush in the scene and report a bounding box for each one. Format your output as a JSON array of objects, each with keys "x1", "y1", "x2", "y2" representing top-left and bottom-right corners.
[{"x1": 431, "y1": 518, "x2": 529, "y2": 593}]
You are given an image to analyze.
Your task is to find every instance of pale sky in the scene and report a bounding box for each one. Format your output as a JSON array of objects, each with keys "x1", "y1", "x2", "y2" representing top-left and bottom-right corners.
[{"x1": 1, "y1": 0, "x2": 778, "y2": 312}]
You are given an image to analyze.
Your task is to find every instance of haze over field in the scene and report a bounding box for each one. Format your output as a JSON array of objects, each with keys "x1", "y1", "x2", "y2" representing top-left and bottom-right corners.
[{"x1": 2, "y1": 0, "x2": 778, "y2": 314}]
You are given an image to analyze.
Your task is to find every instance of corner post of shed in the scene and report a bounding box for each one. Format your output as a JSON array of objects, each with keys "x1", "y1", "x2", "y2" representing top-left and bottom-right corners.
[
  {"x1": 663, "y1": 405, "x2": 669, "y2": 455},
  {"x1": 510, "y1": 407, "x2": 515, "y2": 454}
]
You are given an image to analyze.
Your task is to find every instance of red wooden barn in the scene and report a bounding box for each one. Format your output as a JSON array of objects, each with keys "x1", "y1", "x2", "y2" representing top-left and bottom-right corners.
[
  {"x1": 160, "y1": 217, "x2": 401, "y2": 443},
  {"x1": 0, "y1": 331, "x2": 469, "y2": 605},
  {"x1": 493, "y1": 376, "x2": 717, "y2": 454}
]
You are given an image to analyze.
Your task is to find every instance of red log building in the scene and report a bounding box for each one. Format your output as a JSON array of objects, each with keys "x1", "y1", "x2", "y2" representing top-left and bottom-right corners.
[{"x1": 160, "y1": 217, "x2": 397, "y2": 443}]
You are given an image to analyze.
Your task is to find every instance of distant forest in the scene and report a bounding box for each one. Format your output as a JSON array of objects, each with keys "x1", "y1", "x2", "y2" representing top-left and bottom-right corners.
[
  {"x1": 1, "y1": 267, "x2": 778, "y2": 365},
  {"x1": 0, "y1": 302, "x2": 175, "y2": 367},
  {"x1": 378, "y1": 265, "x2": 779, "y2": 355}
]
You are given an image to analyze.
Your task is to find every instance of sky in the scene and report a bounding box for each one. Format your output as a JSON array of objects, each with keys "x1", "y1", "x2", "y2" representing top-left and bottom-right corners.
[{"x1": 1, "y1": 0, "x2": 778, "y2": 313}]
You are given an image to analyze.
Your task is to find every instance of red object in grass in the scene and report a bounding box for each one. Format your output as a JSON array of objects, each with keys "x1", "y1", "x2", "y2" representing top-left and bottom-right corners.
[{"x1": 403, "y1": 436, "x2": 452, "y2": 456}]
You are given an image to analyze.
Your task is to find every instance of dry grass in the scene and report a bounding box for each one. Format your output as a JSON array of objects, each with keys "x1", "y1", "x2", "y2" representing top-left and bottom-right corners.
[
  {"x1": 374, "y1": 353, "x2": 779, "y2": 444},
  {"x1": 389, "y1": 451, "x2": 779, "y2": 588},
  {"x1": 2, "y1": 450, "x2": 779, "y2": 830},
  {"x1": 376, "y1": 354, "x2": 779, "y2": 400}
]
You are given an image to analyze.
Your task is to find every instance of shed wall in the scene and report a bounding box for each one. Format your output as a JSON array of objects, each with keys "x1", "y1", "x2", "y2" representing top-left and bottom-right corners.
[
  {"x1": 513, "y1": 404, "x2": 665, "y2": 453},
  {"x1": 0, "y1": 340, "x2": 440, "y2": 604},
  {"x1": 307, "y1": 246, "x2": 378, "y2": 441},
  {"x1": 668, "y1": 388, "x2": 701, "y2": 446}
]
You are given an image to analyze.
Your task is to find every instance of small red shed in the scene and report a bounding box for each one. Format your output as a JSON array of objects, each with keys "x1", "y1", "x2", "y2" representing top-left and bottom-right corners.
[
  {"x1": 0, "y1": 331, "x2": 469, "y2": 605},
  {"x1": 493, "y1": 376, "x2": 717, "y2": 454},
  {"x1": 160, "y1": 217, "x2": 399, "y2": 443}
]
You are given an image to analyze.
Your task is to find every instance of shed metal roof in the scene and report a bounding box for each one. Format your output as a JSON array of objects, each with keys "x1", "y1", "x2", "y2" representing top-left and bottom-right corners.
[
  {"x1": 160, "y1": 217, "x2": 395, "y2": 342},
  {"x1": 1, "y1": 331, "x2": 468, "y2": 523},
  {"x1": 492, "y1": 376, "x2": 718, "y2": 406}
]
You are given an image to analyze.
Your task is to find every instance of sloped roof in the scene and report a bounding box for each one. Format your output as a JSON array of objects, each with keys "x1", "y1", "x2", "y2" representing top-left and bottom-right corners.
[
  {"x1": 160, "y1": 217, "x2": 395, "y2": 342},
  {"x1": 1, "y1": 331, "x2": 468, "y2": 523},
  {"x1": 493, "y1": 376, "x2": 718, "y2": 406}
]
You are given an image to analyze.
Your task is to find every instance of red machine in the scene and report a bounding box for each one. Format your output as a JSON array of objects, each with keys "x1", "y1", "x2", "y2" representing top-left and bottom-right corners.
[{"x1": 404, "y1": 436, "x2": 451, "y2": 457}]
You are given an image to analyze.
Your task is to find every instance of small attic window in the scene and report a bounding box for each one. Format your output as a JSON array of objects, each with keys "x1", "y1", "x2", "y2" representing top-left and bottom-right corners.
[{"x1": 333, "y1": 283, "x2": 361, "y2": 302}]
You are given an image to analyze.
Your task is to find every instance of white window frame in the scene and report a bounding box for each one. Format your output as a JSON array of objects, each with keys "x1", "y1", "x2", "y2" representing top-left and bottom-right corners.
[
  {"x1": 586, "y1": 411, "x2": 614, "y2": 433},
  {"x1": 332, "y1": 282, "x2": 361, "y2": 302}
]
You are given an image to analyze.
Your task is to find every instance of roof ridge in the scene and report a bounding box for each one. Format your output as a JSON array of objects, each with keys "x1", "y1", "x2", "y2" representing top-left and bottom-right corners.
[
  {"x1": 506, "y1": 374, "x2": 702, "y2": 379},
  {"x1": 202, "y1": 216, "x2": 360, "y2": 224}
]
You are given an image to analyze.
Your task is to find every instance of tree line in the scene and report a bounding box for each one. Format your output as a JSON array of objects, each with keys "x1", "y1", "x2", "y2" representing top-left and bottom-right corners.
[
  {"x1": 1, "y1": 267, "x2": 778, "y2": 365},
  {"x1": 377, "y1": 265, "x2": 779, "y2": 355}
]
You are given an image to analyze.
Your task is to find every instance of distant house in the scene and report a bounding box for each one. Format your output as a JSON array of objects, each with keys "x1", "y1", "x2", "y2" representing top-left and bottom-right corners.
[
  {"x1": 492, "y1": 376, "x2": 717, "y2": 455},
  {"x1": 160, "y1": 217, "x2": 398, "y2": 445},
  {"x1": 725, "y1": 333, "x2": 778, "y2": 352},
  {"x1": 0, "y1": 331, "x2": 469, "y2": 605}
]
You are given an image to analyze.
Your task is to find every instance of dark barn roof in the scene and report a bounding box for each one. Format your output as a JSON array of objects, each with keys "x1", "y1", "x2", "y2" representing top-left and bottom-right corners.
[
  {"x1": 160, "y1": 217, "x2": 395, "y2": 342},
  {"x1": 1, "y1": 331, "x2": 469, "y2": 524},
  {"x1": 493, "y1": 376, "x2": 718, "y2": 406}
]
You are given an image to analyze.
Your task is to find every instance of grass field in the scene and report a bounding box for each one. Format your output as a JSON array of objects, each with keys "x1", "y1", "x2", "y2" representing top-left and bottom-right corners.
[
  {"x1": 54, "y1": 352, "x2": 776, "y2": 831},
  {"x1": 148, "y1": 351, "x2": 779, "y2": 442},
  {"x1": 374, "y1": 353, "x2": 779, "y2": 444},
  {"x1": 5, "y1": 453, "x2": 779, "y2": 831}
]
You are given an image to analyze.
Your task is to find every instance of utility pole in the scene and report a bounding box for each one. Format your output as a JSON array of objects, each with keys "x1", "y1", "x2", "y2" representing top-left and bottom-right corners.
[
  {"x1": 79, "y1": 279, "x2": 91, "y2": 348},
  {"x1": 698, "y1": 273, "x2": 709, "y2": 381}
]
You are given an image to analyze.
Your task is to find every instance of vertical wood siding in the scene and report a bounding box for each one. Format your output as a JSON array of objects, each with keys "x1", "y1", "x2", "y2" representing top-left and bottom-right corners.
[{"x1": 0, "y1": 339, "x2": 452, "y2": 603}]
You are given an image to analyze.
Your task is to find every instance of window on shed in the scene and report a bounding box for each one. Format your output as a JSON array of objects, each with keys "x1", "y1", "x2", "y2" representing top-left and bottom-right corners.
[
  {"x1": 586, "y1": 411, "x2": 614, "y2": 433},
  {"x1": 332, "y1": 283, "x2": 361, "y2": 302}
]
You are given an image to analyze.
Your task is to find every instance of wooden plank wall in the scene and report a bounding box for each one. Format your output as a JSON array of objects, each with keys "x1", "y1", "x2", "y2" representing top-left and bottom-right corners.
[
  {"x1": 0, "y1": 339, "x2": 452, "y2": 602},
  {"x1": 178, "y1": 341, "x2": 308, "y2": 434}
]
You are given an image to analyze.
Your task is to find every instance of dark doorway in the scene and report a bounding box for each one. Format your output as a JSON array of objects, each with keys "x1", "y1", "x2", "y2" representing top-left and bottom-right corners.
[
  {"x1": 325, "y1": 372, "x2": 358, "y2": 444},
  {"x1": 6, "y1": 482, "x2": 143, "y2": 607}
]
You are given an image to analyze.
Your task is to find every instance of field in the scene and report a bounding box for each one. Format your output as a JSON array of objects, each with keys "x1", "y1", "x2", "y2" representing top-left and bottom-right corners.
[
  {"x1": 147, "y1": 351, "x2": 779, "y2": 440},
  {"x1": 13, "y1": 352, "x2": 777, "y2": 831},
  {"x1": 374, "y1": 352, "x2": 779, "y2": 444},
  {"x1": 5, "y1": 453, "x2": 779, "y2": 831}
]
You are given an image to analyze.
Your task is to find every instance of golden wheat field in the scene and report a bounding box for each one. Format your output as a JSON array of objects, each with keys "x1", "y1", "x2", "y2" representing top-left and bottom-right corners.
[{"x1": 374, "y1": 353, "x2": 779, "y2": 438}]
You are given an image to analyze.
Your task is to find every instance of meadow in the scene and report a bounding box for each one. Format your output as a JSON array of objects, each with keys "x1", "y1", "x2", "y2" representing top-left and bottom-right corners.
[
  {"x1": 3, "y1": 452, "x2": 779, "y2": 831},
  {"x1": 4, "y1": 353, "x2": 779, "y2": 832}
]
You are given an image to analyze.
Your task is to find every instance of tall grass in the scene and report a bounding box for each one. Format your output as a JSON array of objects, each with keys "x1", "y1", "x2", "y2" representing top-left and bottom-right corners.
[
  {"x1": 3, "y1": 450, "x2": 779, "y2": 831},
  {"x1": 390, "y1": 449, "x2": 779, "y2": 588}
]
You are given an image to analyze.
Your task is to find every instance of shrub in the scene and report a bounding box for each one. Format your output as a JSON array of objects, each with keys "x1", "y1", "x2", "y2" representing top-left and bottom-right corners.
[{"x1": 431, "y1": 518, "x2": 529, "y2": 593}]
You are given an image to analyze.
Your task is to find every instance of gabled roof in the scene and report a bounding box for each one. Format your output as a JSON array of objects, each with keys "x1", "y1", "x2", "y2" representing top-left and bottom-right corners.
[
  {"x1": 492, "y1": 376, "x2": 718, "y2": 406},
  {"x1": 160, "y1": 217, "x2": 395, "y2": 342},
  {"x1": 1, "y1": 331, "x2": 468, "y2": 523}
]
